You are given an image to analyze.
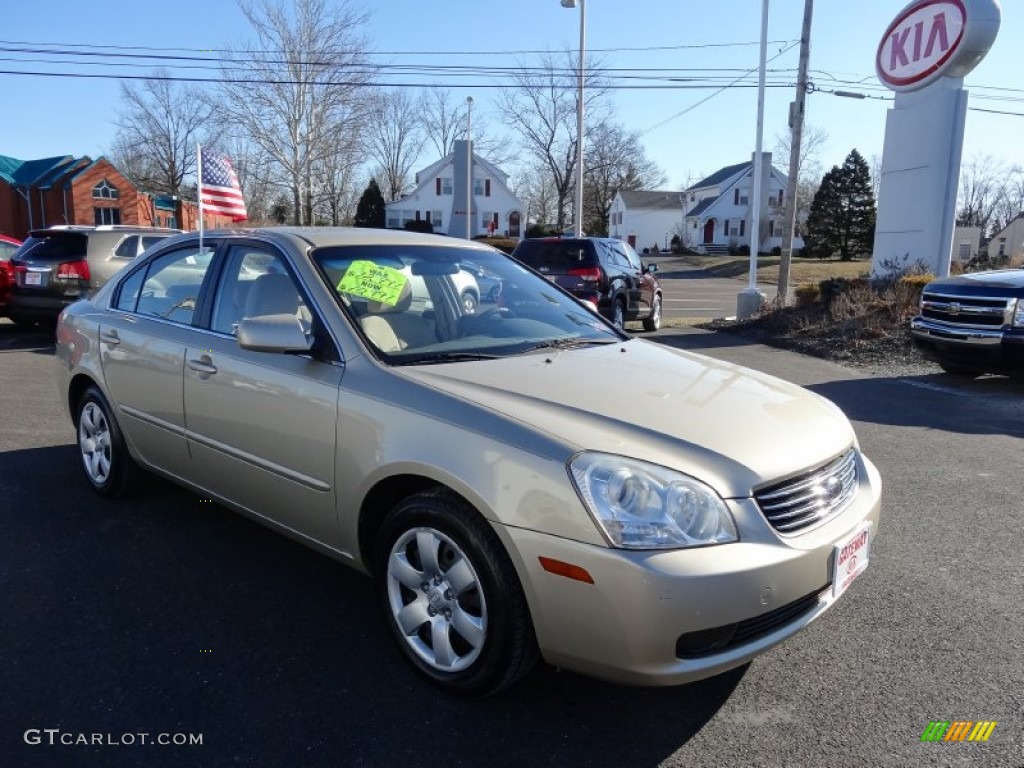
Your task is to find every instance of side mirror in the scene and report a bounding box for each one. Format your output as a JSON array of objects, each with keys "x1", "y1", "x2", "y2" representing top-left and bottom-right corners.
[
  {"x1": 237, "y1": 314, "x2": 313, "y2": 354},
  {"x1": 644, "y1": 263, "x2": 659, "y2": 274}
]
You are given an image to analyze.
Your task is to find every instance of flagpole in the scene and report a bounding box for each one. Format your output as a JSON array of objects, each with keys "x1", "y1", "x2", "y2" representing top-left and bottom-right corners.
[{"x1": 197, "y1": 143, "x2": 204, "y2": 252}]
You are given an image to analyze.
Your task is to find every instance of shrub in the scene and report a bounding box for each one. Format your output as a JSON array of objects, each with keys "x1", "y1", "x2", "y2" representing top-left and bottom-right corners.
[
  {"x1": 771, "y1": 246, "x2": 782, "y2": 256},
  {"x1": 403, "y1": 219, "x2": 434, "y2": 234},
  {"x1": 475, "y1": 236, "x2": 518, "y2": 254},
  {"x1": 794, "y1": 283, "x2": 820, "y2": 309},
  {"x1": 738, "y1": 245, "x2": 750, "y2": 256}
]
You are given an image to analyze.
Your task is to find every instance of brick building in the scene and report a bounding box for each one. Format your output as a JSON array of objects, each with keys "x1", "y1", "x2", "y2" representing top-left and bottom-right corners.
[{"x1": 0, "y1": 153, "x2": 235, "y2": 241}]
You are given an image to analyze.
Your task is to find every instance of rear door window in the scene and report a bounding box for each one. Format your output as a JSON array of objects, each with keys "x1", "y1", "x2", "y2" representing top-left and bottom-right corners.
[{"x1": 113, "y1": 236, "x2": 140, "y2": 259}]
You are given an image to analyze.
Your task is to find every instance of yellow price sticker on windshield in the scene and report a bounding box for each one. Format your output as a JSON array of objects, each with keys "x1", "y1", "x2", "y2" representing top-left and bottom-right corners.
[{"x1": 337, "y1": 261, "x2": 408, "y2": 306}]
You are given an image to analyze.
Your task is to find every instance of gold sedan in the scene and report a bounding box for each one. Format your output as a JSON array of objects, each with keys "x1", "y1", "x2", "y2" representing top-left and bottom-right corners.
[{"x1": 55, "y1": 227, "x2": 881, "y2": 694}]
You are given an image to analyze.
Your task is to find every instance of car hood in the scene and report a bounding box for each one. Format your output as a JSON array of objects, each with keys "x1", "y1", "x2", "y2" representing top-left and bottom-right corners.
[
  {"x1": 925, "y1": 269, "x2": 1024, "y2": 296},
  {"x1": 398, "y1": 339, "x2": 855, "y2": 498}
]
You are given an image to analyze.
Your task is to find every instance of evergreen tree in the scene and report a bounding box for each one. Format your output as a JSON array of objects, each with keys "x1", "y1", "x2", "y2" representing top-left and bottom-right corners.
[
  {"x1": 354, "y1": 179, "x2": 386, "y2": 228},
  {"x1": 805, "y1": 149, "x2": 876, "y2": 260}
]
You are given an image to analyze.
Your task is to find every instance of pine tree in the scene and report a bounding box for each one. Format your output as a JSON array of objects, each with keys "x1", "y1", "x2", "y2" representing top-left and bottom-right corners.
[
  {"x1": 805, "y1": 149, "x2": 877, "y2": 260},
  {"x1": 354, "y1": 179, "x2": 386, "y2": 228}
]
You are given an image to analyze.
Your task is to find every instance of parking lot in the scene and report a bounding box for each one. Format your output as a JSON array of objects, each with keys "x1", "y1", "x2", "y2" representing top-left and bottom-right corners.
[{"x1": 1, "y1": 308, "x2": 1022, "y2": 767}]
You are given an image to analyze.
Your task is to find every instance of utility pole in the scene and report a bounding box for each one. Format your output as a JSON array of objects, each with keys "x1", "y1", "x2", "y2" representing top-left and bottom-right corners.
[{"x1": 777, "y1": 0, "x2": 814, "y2": 305}]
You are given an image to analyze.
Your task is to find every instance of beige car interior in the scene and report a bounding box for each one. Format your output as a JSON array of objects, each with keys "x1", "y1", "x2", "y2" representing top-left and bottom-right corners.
[{"x1": 357, "y1": 280, "x2": 437, "y2": 353}]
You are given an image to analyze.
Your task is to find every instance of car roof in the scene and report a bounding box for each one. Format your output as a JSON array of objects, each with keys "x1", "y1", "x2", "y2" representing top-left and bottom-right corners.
[{"x1": 183, "y1": 226, "x2": 504, "y2": 254}]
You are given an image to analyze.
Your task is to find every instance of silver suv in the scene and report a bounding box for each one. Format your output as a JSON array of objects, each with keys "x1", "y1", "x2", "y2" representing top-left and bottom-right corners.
[{"x1": 8, "y1": 225, "x2": 181, "y2": 325}]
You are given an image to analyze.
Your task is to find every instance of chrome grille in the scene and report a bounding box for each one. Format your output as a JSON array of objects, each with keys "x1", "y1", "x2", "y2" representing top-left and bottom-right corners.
[
  {"x1": 755, "y1": 450, "x2": 858, "y2": 534},
  {"x1": 920, "y1": 292, "x2": 1013, "y2": 329}
]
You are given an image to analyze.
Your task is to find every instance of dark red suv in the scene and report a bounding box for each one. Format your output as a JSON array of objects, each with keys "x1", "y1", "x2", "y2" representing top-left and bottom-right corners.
[
  {"x1": 510, "y1": 237, "x2": 662, "y2": 330},
  {"x1": 0, "y1": 234, "x2": 23, "y2": 318}
]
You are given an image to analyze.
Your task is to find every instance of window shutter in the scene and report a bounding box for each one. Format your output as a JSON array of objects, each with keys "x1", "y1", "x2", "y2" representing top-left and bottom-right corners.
[
  {"x1": 485, "y1": 179, "x2": 491, "y2": 197},
  {"x1": 740, "y1": 220, "x2": 746, "y2": 237},
  {"x1": 723, "y1": 219, "x2": 729, "y2": 236},
  {"x1": 734, "y1": 189, "x2": 739, "y2": 205},
  {"x1": 436, "y1": 178, "x2": 441, "y2": 195}
]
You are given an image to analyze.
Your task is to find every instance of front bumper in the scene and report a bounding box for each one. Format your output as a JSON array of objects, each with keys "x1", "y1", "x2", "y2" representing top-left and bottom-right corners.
[
  {"x1": 910, "y1": 317, "x2": 1024, "y2": 373},
  {"x1": 502, "y1": 454, "x2": 882, "y2": 686}
]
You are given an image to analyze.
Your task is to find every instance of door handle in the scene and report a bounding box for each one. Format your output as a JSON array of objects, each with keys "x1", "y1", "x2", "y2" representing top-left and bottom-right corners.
[
  {"x1": 187, "y1": 358, "x2": 218, "y2": 375},
  {"x1": 100, "y1": 330, "x2": 120, "y2": 345}
]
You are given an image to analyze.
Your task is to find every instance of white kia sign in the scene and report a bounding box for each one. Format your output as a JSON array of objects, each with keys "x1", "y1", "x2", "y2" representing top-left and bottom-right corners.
[{"x1": 876, "y1": 0, "x2": 1001, "y2": 92}]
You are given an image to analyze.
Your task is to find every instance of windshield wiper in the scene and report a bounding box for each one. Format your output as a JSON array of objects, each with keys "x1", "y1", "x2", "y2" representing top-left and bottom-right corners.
[
  {"x1": 392, "y1": 351, "x2": 503, "y2": 366},
  {"x1": 518, "y1": 337, "x2": 620, "y2": 354}
]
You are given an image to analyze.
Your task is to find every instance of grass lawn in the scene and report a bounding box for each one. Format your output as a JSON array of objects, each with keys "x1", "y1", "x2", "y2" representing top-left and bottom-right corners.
[{"x1": 675, "y1": 253, "x2": 869, "y2": 285}]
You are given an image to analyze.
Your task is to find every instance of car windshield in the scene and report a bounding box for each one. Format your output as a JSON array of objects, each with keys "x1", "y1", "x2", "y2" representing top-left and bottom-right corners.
[{"x1": 311, "y1": 244, "x2": 623, "y2": 364}]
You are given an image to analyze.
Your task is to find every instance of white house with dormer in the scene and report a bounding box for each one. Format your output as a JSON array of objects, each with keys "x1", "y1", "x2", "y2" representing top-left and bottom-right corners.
[
  {"x1": 608, "y1": 190, "x2": 686, "y2": 253},
  {"x1": 385, "y1": 140, "x2": 523, "y2": 239},
  {"x1": 682, "y1": 153, "x2": 803, "y2": 254}
]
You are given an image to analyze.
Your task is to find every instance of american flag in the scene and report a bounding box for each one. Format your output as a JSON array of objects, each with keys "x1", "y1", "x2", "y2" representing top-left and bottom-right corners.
[{"x1": 199, "y1": 147, "x2": 248, "y2": 221}]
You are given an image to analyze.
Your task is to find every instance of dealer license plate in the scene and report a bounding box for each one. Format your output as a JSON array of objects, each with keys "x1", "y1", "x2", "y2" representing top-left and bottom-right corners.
[
  {"x1": 25, "y1": 271, "x2": 43, "y2": 286},
  {"x1": 832, "y1": 522, "x2": 871, "y2": 599}
]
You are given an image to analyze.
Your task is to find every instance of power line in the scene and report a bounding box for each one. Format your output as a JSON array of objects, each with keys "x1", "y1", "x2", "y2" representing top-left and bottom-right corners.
[
  {"x1": 0, "y1": 37, "x2": 799, "y2": 57},
  {"x1": 0, "y1": 68, "x2": 798, "y2": 91},
  {"x1": 639, "y1": 40, "x2": 802, "y2": 136}
]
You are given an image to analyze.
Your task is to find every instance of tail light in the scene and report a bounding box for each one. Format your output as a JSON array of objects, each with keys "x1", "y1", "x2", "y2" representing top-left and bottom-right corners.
[
  {"x1": 55, "y1": 260, "x2": 90, "y2": 282},
  {"x1": 568, "y1": 266, "x2": 603, "y2": 284}
]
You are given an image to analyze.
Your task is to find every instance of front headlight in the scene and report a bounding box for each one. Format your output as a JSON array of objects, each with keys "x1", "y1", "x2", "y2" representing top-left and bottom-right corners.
[
  {"x1": 569, "y1": 452, "x2": 738, "y2": 549},
  {"x1": 1014, "y1": 298, "x2": 1024, "y2": 327}
]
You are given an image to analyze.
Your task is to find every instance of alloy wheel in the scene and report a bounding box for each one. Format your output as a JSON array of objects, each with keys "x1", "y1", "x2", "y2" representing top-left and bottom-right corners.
[
  {"x1": 78, "y1": 401, "x2": 113, "y2": 485},
  {"x1": 385, "y1": 526, "x2": 487, "y2": 673}
]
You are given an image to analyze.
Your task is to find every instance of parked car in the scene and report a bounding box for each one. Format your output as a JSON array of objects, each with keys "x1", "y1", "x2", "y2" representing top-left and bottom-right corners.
[
  {"x1": 56, "y1": 227, "x2": 880, "y2": 694},
  {"x1": 910, "y1": 268, "x2": 1024, "y2": 376},
  {"x1": 461, "y1": 259, "x2": 503, "y2": 304},
  {"x1": 8, "y1": 225, "x2": 180, "y2": 324},
  {"x1": 510, "y1": 236, "x2": 662, "y2": 331},
  {"x1": 0, "y1": 234, "x2": 23, "y2": 316}
]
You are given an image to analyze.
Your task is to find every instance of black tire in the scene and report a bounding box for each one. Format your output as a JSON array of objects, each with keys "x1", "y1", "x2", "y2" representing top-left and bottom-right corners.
[
  {"x1": 938, "y1": 361, "x2": 981, "y2": 377},
  {"x1": 611, "y1": 299, "x2": 626, "y2": 330},
  {"x1": 642, "y1": 293, "x2": 662, "y2": 332},
  {"x1": 461, "y1": 290, "x2": 479, "y2": 315},
  {"x1": 373, "y1": 488, "x2": 537, "y2": 695},
  {"x1": 75, "y1": 385, "x2": 143, "y2": 498}
]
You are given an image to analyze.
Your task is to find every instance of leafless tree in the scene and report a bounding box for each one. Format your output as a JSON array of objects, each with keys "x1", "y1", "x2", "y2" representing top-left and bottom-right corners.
[
  {"x1": 367, "y1": 89, "x2": 426, "y2": 202},
  {"x1": 416, "y1": 87, "x2": 513, "y2": 169},
  {"x1": 497, "y1": 51, "x2": 609, "y2": 232},
  {"x1": 222, "y1": 136, "x2": 280, "y2": 224},
  {"x1": 583, "y1": 121, "x2": 665, "y2": 235},
  {"x1": 512, "y1": 163, "x2": 560, "y2": 233},
  {"x1": 418, "y1": 88, "x2": 468, "y2": 160},
  {"x1": 957, "y1": 154, "x2": 1005, "y2": 236},
  {"x1": 214, "y1": 0, "x2": 374, "y2": 225},
  {"x1": 991, "y1": 164, "x2": 1024, "y2": 233},
  {"x1": 107, "y1": 134, "x2": 161, "y2": 192},
  {"x1": 773, "y1": 124, "x2": 828, "y2": 234},
  {"x1": 112, "y1": 72, "x2": 219, "y2": 195},
  {"x1": 313, "y1": 137, "x2": 363, "y2": 225}
]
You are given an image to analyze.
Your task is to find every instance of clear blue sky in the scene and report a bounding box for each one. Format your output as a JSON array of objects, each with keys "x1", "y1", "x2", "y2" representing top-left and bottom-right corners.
[{"x1": 0, "y1": 1, "x2": 1020, "y2": 189}]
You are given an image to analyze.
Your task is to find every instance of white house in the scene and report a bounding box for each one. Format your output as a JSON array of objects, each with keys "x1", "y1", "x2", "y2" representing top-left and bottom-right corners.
[
  {"x1": 608, "y1": 190, "x2": 686, "y2": 253},
  {"x1": 988, "y1": 213, "x2": 1024, "y2": 263},
  {"x1": 385, "y1": 140, "x2": 523, "y2": 239},
  {"x1": 952, "y1": 225, "x2": 982, "y2": 262},
  {"x1": 682, "y1": 153, "x2": 803, "y2": 254}
]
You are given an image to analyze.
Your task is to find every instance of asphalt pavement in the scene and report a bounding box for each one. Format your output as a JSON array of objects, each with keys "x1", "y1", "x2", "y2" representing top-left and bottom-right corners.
[{"x1": 1, "y1": 318, "x2": 1022, "y2": 768}]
